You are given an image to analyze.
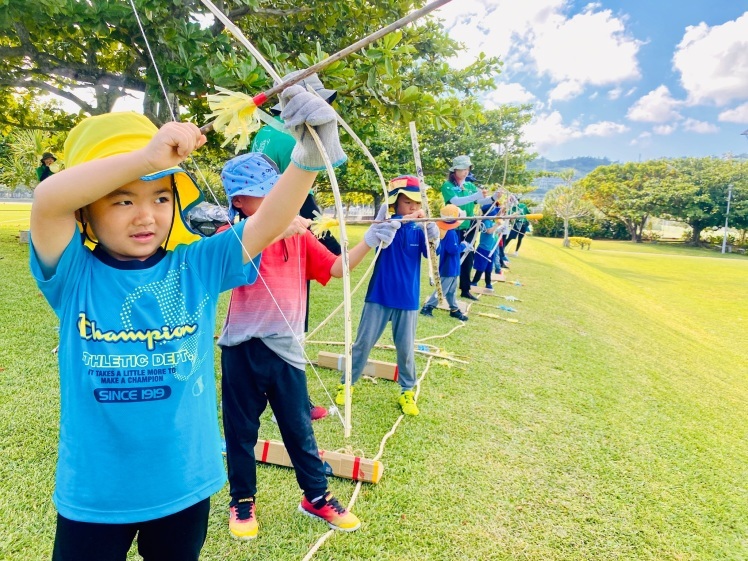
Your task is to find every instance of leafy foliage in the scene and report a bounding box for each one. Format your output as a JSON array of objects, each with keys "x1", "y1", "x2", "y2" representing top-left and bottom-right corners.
[
  {"x1": 542, "y1": 175, "x2": 594, "y2": 246},
  {"x1": 579, "y1": 160, "x2": 679, "y2": 242},
  {"x1": 660, "y1": 157, "x2": 748, "y2": 244}
]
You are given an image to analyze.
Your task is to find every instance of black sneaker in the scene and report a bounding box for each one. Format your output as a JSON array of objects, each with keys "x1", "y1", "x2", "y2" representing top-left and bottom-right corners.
[
  {"x1": 420, "y1": 306, "x2": 434, "y2": 316},
  {"x1": 449, "y1": 309, "x2": 468, "y2": 321},
  {"x1": 461, "y1": 292, "x2": 479, "y2": 301}
]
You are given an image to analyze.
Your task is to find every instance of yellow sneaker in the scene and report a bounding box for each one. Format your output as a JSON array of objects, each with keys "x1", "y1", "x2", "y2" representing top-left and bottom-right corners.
[
  {"x1": 229, "y1": 497, "x2": 258, "y2": 540},
  {"x1": 334, "y1": 383, "x2": 353, "y2": 406},
  {"x1": 398, "y1": 390, "x2": 419, "y2": 416}
]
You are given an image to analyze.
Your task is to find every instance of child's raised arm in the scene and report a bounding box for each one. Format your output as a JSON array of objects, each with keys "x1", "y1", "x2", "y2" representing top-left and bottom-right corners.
[
  {"x1": 30, "y1": 120, "x2": 205, "y2": 270},
  {"x1": 239, "y1": 85, "x2": 346, "y2": 262}
]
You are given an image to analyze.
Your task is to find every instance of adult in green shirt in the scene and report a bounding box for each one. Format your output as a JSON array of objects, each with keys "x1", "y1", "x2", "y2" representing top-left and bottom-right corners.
[
  {"x1": 440, "y1": 155, "x2": 494, "y2": 301},
  {"x1": 36, "y1": 152, "x2": 57, "y2": 183}
]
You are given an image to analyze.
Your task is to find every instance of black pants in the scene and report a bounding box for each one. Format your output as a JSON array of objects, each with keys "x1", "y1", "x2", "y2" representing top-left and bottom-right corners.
[
  {"x1": 472, "y1": 268, "x2": 492, "y2": 287},
  {"x1": 505, "y1": 222, "x2": 529, "y2": 252},
  {"x1": 221, "y1": 338, "x2": 328, "y2": 502},
  {"x1": 52, "y1": 499, "x2": 209, "y2": 561},
  {"x1": 458, "y1": 228, "x2": 476, "y2": 294}
]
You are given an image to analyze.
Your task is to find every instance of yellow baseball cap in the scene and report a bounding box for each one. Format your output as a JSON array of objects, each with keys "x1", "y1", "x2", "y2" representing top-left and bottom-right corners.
[{"x1": 65, "y1": 112, "x2": 204, "y2": 249}]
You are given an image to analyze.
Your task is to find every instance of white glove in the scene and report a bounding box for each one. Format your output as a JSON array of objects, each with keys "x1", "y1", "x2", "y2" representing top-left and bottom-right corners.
[
  {"x1": 459, "y1": 241, "x2": 473, "y2": 253},
  {"x1": 280, "y1": 85, "x2": 347, "y2": 171},
  {"x1": 364, "y1": 204, "x2": 400, "y2": 248},
  {"x1": 426, "y1": 221, "x2": 440, "y2": 241}
]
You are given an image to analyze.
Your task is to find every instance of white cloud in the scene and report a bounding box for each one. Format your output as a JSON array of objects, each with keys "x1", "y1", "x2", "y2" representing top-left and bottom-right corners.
[
  {"x1": 548, "y1": 80, "x2": 584, "y2": 102},
  {"x1": 523, "y1": 111, "x2": 582, "y2": 151},
  {"x1": 674, "y1": 12, "x2": 748, "y2": 106},
  {"x1": 627, "y1": 86, "x2": 682, "y2": 123},
  {"x1": 583, "y1": 121, "x2": 629, "y2": 136},
  {"x1": 530, "y1": 8, "x2": 641, "y2": 86},
  {"x1": 718, "y1": 102, "x2": 748, "y2": 123},
  {"x1": 437, "y1": 0, "x2": 640, "y2": 108},
  {"x1": 483, "y1": 82, "x2": 536, "y2": 107},
  {"x1": 436, "y1": 0, "x2": 568, "y2": 69},
  {"x1": 653, "y1": 124, "x2": 677, "y2": 135},
  {"x1": 630, "y1": 131, "x2": 652, "y2": 147},
  {"x1": 523, "y1": 111, "x2": 628, "y2": 152},
  {"x1": 608, "y1": 87, "x2": 622, "y2": 100},
  {"x1": 682, "y1": 118, "x2": 719, "y2": 133}
]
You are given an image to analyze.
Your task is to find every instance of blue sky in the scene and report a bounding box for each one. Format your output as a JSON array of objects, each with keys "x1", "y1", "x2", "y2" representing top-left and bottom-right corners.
[{"x1": 437, "y1": 1, "x2": 748, "y2": 162}]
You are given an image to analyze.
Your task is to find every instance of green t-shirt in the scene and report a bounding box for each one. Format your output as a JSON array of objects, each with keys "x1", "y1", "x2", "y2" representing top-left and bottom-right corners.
[
  {"x1": 250, "y1": 117, "x2": 295, "y2": 173},
  {"x1": 440, "y1": 180, "x2": 478, "y2": 230},
  {"x1": 36, "y1": 165, "x2": 54, "y2": 182},
  {"x1": 512, "y1": 202, "x2": 530, "y2": 225}
]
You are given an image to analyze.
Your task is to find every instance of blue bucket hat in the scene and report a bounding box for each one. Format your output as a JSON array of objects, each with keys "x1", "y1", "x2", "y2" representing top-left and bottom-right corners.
[{"x1": 221, "y1": 153, "x2": 280, "y2": 221}]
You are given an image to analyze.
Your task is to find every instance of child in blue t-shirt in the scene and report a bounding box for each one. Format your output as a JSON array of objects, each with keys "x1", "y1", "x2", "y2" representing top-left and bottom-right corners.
[
  {"x1": 420, "y1": 204, "x2": 467, "y2": 321},
  {"x1": 471, "y1": 204, "x2": 500, "y2": 291},
  {"x1": 28, "y1": 84, "x2": 344, "y2": 561},
  {"x1": 334, "y1": 175, "x2": 440, "y2": 416}
]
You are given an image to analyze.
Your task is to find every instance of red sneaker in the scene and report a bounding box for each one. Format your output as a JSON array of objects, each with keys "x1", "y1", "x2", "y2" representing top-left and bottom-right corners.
[
  {"x1": 310, "y1": 404, "x2": 328, "y2": 421},
  {"x1": 298, "y1": 492, "x2": 361, "y2": 531}
]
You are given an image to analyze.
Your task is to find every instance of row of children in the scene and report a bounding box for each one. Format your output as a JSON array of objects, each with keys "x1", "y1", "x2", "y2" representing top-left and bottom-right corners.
[
  {"x1": 419, "y1": 155, "x2": 530, "y2": 320},
  {"x1": 30, "y1": 77, "x2": 451, "y2": 559}
]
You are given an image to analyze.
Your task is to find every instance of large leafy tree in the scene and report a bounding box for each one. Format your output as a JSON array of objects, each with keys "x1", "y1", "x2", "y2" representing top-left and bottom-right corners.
[
  {"x1": 0, "y1": 0, "x2": 236, "y2": 124},
  {"x1": 0, "y1": 0, "x2": 500, "y2": 129},
  {"x1": 579, "y1": 160, "x2": 677, "y2": 242},
  {"x1": 662, "y1": 157, "x2": 748, "y2": 244},
  {"x1": 1, "y1": 0, "x2": 510, "y2": 202}
]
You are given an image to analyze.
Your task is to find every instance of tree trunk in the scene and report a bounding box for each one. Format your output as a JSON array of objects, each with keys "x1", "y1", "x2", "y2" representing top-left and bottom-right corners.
[
  {"x1": 562, "y1": 219, "x2": 570, "y2": 247},
  {"x1": 634, "y1": 215, "x2": 648, "y2": 243},
  {"x1": 691, "y1": 226, "x2": 703, "y2": 245},
  {"x1": 372, "y1": 192, "x2": 383, "y2": 215},
  {"x1": 624, "y1": 219, "x2": 638, "y2": 242}
]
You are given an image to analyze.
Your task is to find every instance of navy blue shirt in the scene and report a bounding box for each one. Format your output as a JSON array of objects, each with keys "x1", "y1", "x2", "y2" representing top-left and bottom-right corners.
[
  {"x1": 437, "y1": 229, "x2": 460, "y2": 277},
  {"x1": 365, "y1": 217, "x2": 427, "y2": 310}
]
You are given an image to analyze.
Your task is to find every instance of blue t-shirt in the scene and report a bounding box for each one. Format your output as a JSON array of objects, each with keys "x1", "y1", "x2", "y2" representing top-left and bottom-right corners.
[
  {"x1": 29, "y1": 223, "x2": 260, "y2": 524},
  {"x1": 437, "y1": 229, "x2": 460, "y2": 278},
  {"x1": 477, "y1": 219, "x2": 497, "y2": 250},
  {"x1": 365, "y1": 218, "x2": 426, "y2": 310}
]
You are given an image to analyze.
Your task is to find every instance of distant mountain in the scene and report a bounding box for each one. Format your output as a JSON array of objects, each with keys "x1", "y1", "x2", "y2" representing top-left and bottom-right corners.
[
  {"x1": 526, "y1": 156, "x2": 614, "y2": 200},
  {"x1": 527, "y1": 156, "x2": 614, "y2": 175}
]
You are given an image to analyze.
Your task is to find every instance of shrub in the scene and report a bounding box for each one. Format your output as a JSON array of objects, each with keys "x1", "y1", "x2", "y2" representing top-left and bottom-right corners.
[
  {"x1": 568, "y1": 236, "x2": 592, "y2": 249},
  {"x1": 533, "y1": 215, "x2": 629, "y2": 240}
]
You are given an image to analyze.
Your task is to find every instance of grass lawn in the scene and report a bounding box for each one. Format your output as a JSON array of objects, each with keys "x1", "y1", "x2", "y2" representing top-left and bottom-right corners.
[
  {"x1": 1, "y1": 223, "x2": 746, "y2": 560},
  {"x1": 0, "y1": 202, "x2": 31, "y2": 230}
]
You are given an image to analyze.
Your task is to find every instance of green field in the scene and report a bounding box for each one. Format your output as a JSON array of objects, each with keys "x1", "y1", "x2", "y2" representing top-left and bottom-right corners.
[
  {"x1": 0, "y1": 202, "x2": 31, "y2": 230},
  {"x1": 1, "y1": 225, "x2": 746, "y2": 560}
]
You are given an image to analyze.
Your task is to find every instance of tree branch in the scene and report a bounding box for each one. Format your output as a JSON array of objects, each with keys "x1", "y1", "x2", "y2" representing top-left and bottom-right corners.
[{"x1": 0, "y1": 77, "x2": 96, "y2": 114}]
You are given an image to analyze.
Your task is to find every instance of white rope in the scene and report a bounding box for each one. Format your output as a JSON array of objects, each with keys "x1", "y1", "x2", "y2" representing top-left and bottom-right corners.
[
  {"x1": 127, "y1": 0, "x2": 176, "y2": 121},
  {"x1": 301, "y1": 356, "x2": 435, "y2": 560}
]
